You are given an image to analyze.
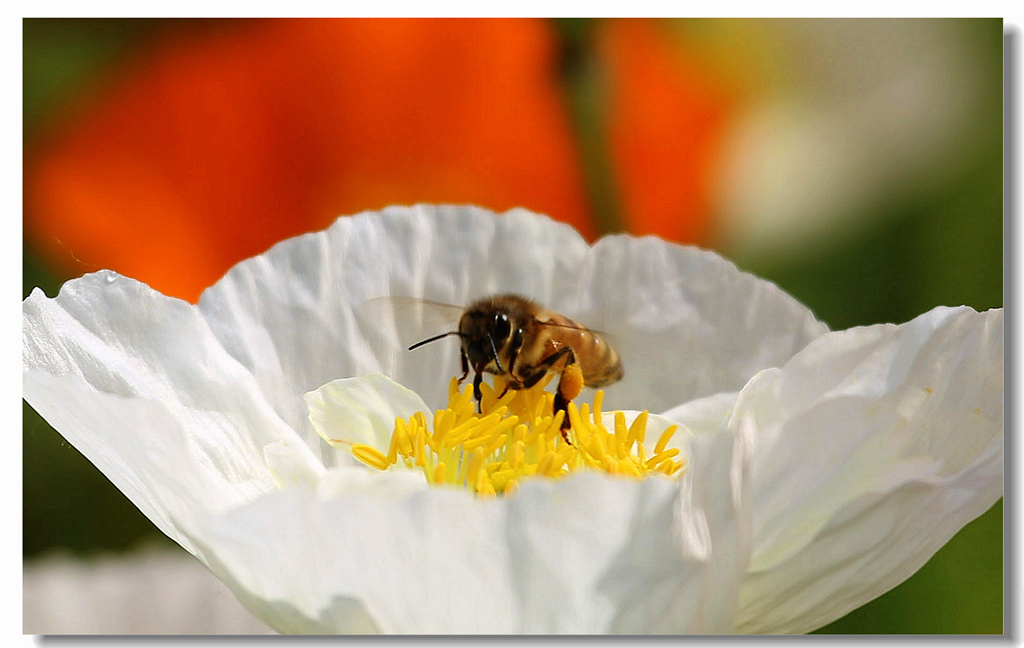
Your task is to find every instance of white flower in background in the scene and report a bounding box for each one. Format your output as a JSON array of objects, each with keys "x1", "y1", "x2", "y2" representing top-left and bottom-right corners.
[
  {"x1": 22, "y1": 205, "x2": 1002, "y2": 634},
  {"x1": 23, "y1": 547, "x2": 275, "y2": 634}
]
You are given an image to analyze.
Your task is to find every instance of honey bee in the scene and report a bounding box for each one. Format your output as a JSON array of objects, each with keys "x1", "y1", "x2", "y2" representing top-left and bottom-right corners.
[{"x1": 408, "y1": 294, "x2": 623, "y2": 439}]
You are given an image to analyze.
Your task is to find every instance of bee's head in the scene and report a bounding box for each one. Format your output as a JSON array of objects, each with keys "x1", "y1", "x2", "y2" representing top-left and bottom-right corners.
[{"x1": 459, "y1": 308, "x2": 512, "y2": 369}]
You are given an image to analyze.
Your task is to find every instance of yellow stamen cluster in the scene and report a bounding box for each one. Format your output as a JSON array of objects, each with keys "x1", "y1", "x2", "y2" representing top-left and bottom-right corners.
[{"x1": 349, "y1": 375, "x2": 685, "y2": 497}]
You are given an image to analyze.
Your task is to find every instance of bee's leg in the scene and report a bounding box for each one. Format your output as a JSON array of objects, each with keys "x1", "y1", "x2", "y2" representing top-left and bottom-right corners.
[
  {"x1": 472, "y1": 370, "x2": 484, "y2": 413},
  {"x1": 553, "y1": 390, "x2": 572, "y2": 442},
  {"x1": 520, "y1": 347, "x2": 581, "y2": 443},
  {"x1": 497, "y1": 377, "x2": 524, "y2": 398},
  {"x1": 499, "y1": 328, "x2": 525, "y2": 398},
  {"x1": 555, "y1": 351, "x2": 584, "y2": 443},
  {"x1": 520, "y1": 366, "x2": 550, "y2": 389},
  {"x1": 458, "y1": 347, "x2": 469, "y2": 385}
]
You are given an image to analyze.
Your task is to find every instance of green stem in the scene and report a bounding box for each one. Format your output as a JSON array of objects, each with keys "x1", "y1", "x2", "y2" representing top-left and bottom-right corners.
[{"x1": 553, "y1": 18, "x2": 625, "y2": 236}]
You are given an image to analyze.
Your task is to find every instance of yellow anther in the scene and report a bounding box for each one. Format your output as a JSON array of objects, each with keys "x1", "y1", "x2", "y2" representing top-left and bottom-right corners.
[
  {"x1": 494, "y1": 389, "x2": 516, "y2": 411},
  {"x1": 647, "y1": 447, "x2": 680, "y2": 470},
  {"x1": 482, "y1": 433, "x2": 509, "y2": 459},
  {"x1": 659, "y1": 460, "x2": 684, "y2": 477},
  {"x1": 475, "y1": 467, "x2": 495, "y2": 497},
  {"x1": 414, "y1": 426, "x2": 427, "y2": 467},
  {"x1": 413, "y1": 410, "x2": 428, "y2": 431},
  {"x1": 584, "y1": 432, "x2": 607, "y2": 463},
  {"x1": 460, "y1": 431, "x2": 495, "y2": 452},
  {"x1": 567, "y1": 402, "x2": 585, "y2": 436},
  {"x1": 386, "y1": 421, "x2": 400, "y2": 464},
  {"x1": 466, "y1": 447, "x2": 486, "y2": 488},
  {"x1": 432, "y1": 409, "x2": 449, "y2": 446},
  {"x1": 509, "y1": 440, "x2": 526, "y2": 469},
  {"x1": 352, "y1": 444, "x2": 390, "y2": 471},
  {"x1": 618, "y1": 459, "x2": 641, "y2": 477},
  {"x1": 630, "y1": 410, "x2": 649, "y2": 447},
  {"x1": 550, "y1": 446, "x2": 575, "y2": 475},
  {"x1": 653, "y1": 423, "x2": 678, "y2": 456},
  {"x1": 512, "y1": 423, "x2": 527, "y2": 443},
  {"x1": 348, "y1": 376, "x2": 685, "y2": 497},
  {"x1": 433, "y1": 462, "x2": 447, "y2": 484},
  {"x1": 489, "y1": 468, "x2": 517, "y2": 492},
  {"x1": 395, "y1": 417, "x2": 413, "y2": 456},
  {"x1": 613, "y1": 409, "x2": 627, "y2": 443}
]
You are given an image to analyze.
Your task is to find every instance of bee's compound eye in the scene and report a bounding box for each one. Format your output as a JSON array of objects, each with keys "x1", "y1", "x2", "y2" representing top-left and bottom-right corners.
[{"x1": 493, "y1": 312, "x2": 511, "y2": 340}]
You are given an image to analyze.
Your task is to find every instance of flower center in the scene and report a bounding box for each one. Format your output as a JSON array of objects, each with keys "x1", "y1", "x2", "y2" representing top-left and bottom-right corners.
[{"x1": 349, "y1": 375, "x2": 685, "y2": 497}]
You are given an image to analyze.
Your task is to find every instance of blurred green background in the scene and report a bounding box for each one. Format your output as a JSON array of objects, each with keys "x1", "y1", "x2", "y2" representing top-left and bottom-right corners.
[{"x1": 23, "y1": 18, "x2": 1003, "y2": 634}]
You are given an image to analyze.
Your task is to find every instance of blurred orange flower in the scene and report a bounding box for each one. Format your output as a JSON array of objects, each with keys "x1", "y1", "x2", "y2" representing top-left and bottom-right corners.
[
  {"x1": 25, "y1": 18, "x2": 734, "y2": 303},
  {"x1": 599, "y1": 20, "x2": 735, "y2": 245}
]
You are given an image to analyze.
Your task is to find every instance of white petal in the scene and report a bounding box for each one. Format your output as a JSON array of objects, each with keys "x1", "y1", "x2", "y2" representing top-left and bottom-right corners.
[
  {"x1": 581, "y1": 233, "x2": 828, "y2": 413},
  {"x1": 315, "y1": 466, "x2": 429, "y2": 500},
  {"x1": 195, "y1": 205, "x2": 827, "y2": 423},
  {"x1": 264, "y1": 439, "x2": 326, "y2": 490},
  {"x1": 23, "y1": 275, "x2": 323, "y2": 552},
  {"x1": 304, "y1": 374, "x2": 429, "y2": 467},
  {"x1": 194, "y1": 206, "x2": 592, "y2": 429},
  {"x1": 660, "y1": 391, "x2": 739, "y2": 435},
  {"x1": 733, "y1": 306, "x2": 1003, "y2": 634},
  {"x1": 23, "y1": 548, "x2": 274, "y2": 634},
  {"x1": 305, "y1": 374, "x2": 428, "y2": 448},
  {"x1": 186, "y1": 417, "x2": 753, "y2": 634},
  {"x1": 23, "y1": 369, "x2": 244, "y2": 555},
  {"x1": 599, "y1": 412, "x2": 756, "y2": 634},
  {"x1": 598, "y1": 410, "x2": 695, "y2": 456}
]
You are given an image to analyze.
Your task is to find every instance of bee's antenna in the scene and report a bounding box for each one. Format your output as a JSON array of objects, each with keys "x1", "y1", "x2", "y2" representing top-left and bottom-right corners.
[
  {"x1": 487, "y1": 333, "x2": 505, "y2": 374},
  {"x1": 408, "y1": 331, "x2": 463, "y2": 351}
]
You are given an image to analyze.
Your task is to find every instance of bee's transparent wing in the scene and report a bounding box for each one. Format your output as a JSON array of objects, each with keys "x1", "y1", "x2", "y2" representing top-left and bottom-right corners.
[
  {"x1": 536, "y1": 318, "x2": 619, "y2": 350},
  {"x1": 351, "y1": 297, "x2": 466, "y2": 409},
  {"x1": 359, "y1": 296, "x2": 464, "y2": 347}
]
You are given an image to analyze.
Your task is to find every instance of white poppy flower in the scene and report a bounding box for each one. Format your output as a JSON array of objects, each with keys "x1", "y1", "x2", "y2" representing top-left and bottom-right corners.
[{"x1": 22, "y1": 204, "x2": 1002, "y2": 634}]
